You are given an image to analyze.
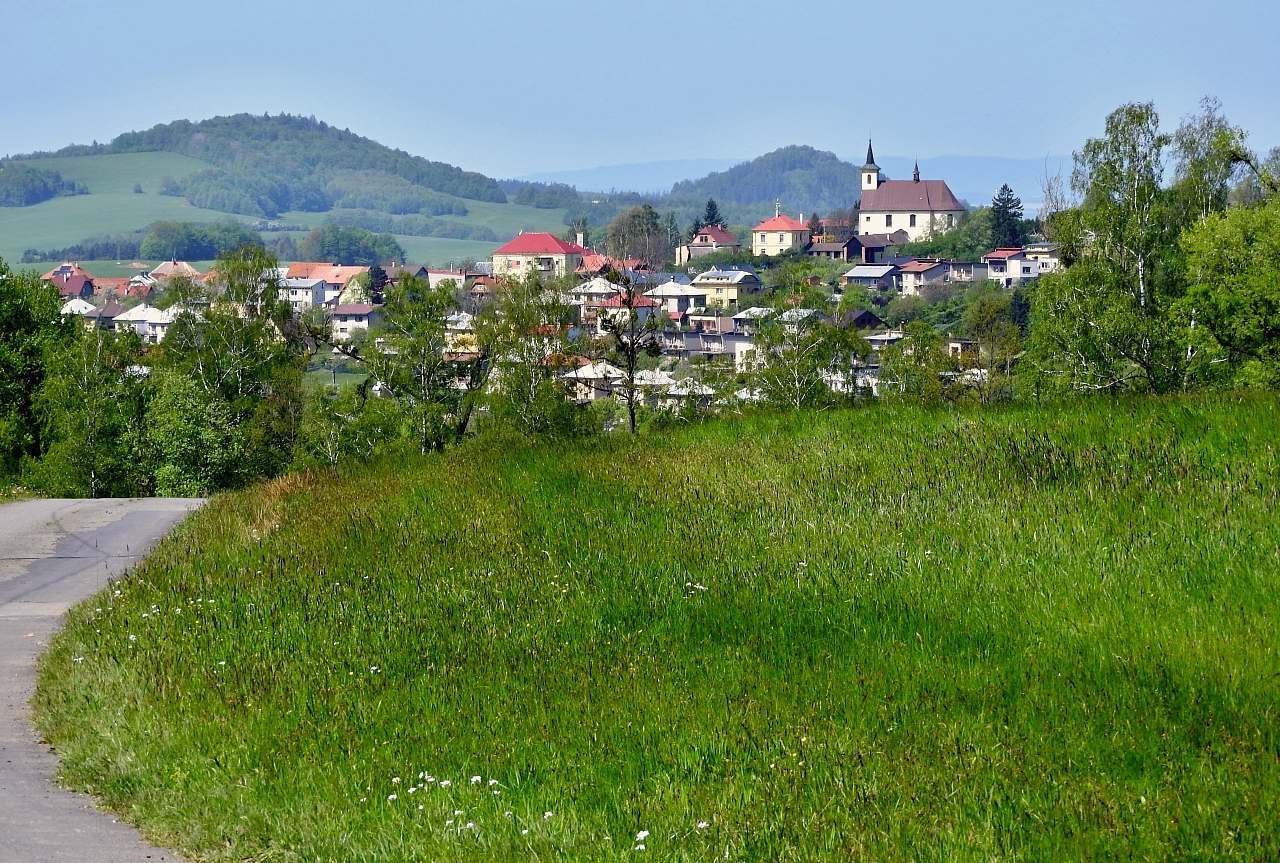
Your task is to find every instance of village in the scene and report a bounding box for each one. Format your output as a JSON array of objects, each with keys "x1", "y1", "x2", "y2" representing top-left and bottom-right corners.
[{"x1": 39, "y1": 140, "x2": 1060, "y2": 412}]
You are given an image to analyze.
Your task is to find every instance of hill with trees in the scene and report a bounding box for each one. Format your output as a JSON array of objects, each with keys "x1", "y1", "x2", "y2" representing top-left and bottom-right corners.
[
  {"x1": 16, "y1": 114, "x2": 506, "y2": 218},
  {"x1": 665, "y1": 145, "x2": 862, "y2": 220}
]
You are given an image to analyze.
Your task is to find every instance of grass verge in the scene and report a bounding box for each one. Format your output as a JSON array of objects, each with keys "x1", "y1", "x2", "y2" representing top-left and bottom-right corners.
[{"x1": 35, "y1": 395, "x2": 1280, "y2": 861}]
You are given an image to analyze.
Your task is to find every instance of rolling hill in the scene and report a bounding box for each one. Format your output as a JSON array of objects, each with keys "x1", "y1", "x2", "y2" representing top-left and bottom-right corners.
[
  {"x1": 664, "y1": 145, "x2": 860, "y2": 222},
  {"x1": 0, "y1": 115, "x2": 569, "y2": 268}
]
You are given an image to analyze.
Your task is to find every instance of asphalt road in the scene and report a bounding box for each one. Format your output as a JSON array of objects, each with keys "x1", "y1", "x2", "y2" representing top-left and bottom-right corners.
[{"x1": 0, "y1": 498, "x2": 203, "y2": 863}]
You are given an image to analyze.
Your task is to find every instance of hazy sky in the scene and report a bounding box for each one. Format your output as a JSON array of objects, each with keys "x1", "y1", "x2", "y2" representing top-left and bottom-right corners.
[{"x1": 4, "y1": 0, "x2": 1277, "y2": 176}]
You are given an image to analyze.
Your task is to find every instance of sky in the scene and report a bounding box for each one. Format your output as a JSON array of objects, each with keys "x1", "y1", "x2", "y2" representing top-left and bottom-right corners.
[{"x1": 3, "y1": 0, "x2": 1278, "y2": 177}]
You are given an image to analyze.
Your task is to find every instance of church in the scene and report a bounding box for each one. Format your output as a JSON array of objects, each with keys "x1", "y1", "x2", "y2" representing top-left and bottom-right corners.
[{"x1": 857, "y1": 141, "x2": 965, "y2": 242}]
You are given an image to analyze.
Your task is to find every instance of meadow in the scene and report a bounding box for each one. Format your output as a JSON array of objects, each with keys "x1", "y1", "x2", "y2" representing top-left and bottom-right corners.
[
  {"x1": 2, "y1": 152, "x2": 567, "y2": 267},
  {"x1": 34, "y1": 396, "x2": 1280, "y2": 861}
]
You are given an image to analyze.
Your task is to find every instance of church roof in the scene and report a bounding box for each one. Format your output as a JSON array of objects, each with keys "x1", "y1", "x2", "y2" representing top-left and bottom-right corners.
[
  {"x1": 863, "y1": 139, "x2": 877, "y2": 168},
  {"x1": 860, "y1": 179, "x2": 963, "y2": 214}
]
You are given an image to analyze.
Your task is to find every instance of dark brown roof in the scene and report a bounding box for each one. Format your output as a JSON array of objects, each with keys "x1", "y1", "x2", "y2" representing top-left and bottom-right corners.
[
  {"x1": 860, "y1": 180, "x2": 963, "y2": 213},
  {"x1": 808, "y1": 241, "x2": 859, "y2": 252}
]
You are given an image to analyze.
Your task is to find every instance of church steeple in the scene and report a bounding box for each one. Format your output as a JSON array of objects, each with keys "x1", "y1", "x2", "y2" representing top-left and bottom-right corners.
[
  {"x1": 913, "y1": 160, "x2": 921, "y2": 183},
  {"x1": 861, "y1": 139, "x2": 881, "y2": 192}
]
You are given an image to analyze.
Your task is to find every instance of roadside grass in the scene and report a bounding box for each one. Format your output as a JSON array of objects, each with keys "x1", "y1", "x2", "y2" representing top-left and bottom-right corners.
[{"x1": 34, "y1": 395, "x2": 1280, "y2": 861}]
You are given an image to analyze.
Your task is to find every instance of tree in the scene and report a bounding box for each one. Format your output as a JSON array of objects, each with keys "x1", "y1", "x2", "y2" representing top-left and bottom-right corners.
[
  {"x1": 1171, "y1": 96, "x2": 1247, "y2": 222},
  {"x1": 596, "y1": 275, "x2": 662, "y2": 434},
  {"x1": 368, "y1": 264, "x2": 389, "y2": 301},
  {"x1": 487, "y1": 273, "x2": 593, "y2": 438},
  {"x1": 747, "y1": 309, "x2": 869, "y2": 409},
  {"x1": 0, "y1": 261, "x2": 73, "y2": 477},
  {"x1": 30, "y1": 328, "x2": 150, "y2": 496},
  {"x1": 1180, "y1": 196, "x2": 1280, "y2": 386},
  {"x1": 360, "y1": 277, "x2": 471, "y2": 453},
  {"x1": 807, "y1": 212, "x2": 823, "y2": 237},
  {"x1": 962, "y1": 288, "x2": 1022, "y2": 404},
  {"x1": 990, "y1": 184, "x2": 1025, "y2": 248},
  {"x1": 1031, "y1": 103, "x2": 1184, "y2": 393},
  {"x1": 299, "y1": 224, "x2": 405, "y2": 265},
  {"x1": 147, "y1": 369, "x2": 242, "y2": 496},
  {"x1": 605, "y1": 204, "x2": 669, "y2": 265},
  {"x1": 879, "y1": 321, "x2": 959, "y2": 405},
  {"x1": 702, "y1": 198, "x2": 725, "y2": 229}
]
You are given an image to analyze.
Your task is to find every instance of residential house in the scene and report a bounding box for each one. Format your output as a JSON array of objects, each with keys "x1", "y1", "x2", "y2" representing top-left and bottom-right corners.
[
  {"x1": 661, "y1": 380, "x2": 715, "y2": 411},
  {"x1": 684, "y1": 307, "x2": 736, "y2": 335},
  {"x1": 1024, "y1": 242, "x2": 1062, "y2": 275},
  {"x1": 594, "y1": 291, "x2": 660, "y2": 336},
  {"x1": 41, "y1": 262, "x2": 95, "y2": 300},
  {"x1": 751, "y1": 209, "x2": 812, "y2": 256},
  {"x1": 444, "y1": 311, "x2": 477, "y2": 353},
  {"x1": 113, "y1": 303, "x2": 184, "y2": 344},
  {"x1": 60, "y1": 297, "x2": 96, "y2": 318},
  {"x1": 840, "y1": 308, "x2": 887, "y2": 331},
  {"x1": 645, "y1": 281, "x2": 709, "y2": 322},
  {"x1": 806, "y1": 237, "x2": 864, "y2": 262},
  {"x1": 282, "y1": 277, "x2": 327, "y2": 313},
  {"x1": 945, "y1": 261, "x2": 990, "y2": 283},
  {"x1": 854, "y1": 231, "x2": 911, "y2": 263},
  {"x1": 330, "y1": 304, "x2": 383, "y2": 343},
  {"x1": 842, "y1": 264, "x2": 899, "y2": 290},
  {"x1": 731, "y1": 306, "x2": 774, "y2": 336},
  {"x1": 898, "y1": 260, "x2": 951, "y2": 296},
  {"x1": 676, "y1": 225, "x2": 741, "y2": 266},
  {"x1": 982, "y1": 248, "x2": 1037, "y2": 287},
  {"x1": 286, "y1": 263, "x2": 368, "y2": 303},
  {"x1": 579, "y1": 251, "x2": 646, "y2": 277},
  {"x1": 491, "y1": 233, "x2": 589, "y2": 278},
  {"x1": 690, "y1": 267, "x2": 762, "y2": 309},
  {"x1": 149, "y1": 260, "x2": 204, "y2": 282},
  {"x1": 857, "y1": 141, "x2": 965, "y2": 241},
  {"x1": 562, "y1": 361, "x2": 625, "y2": 403},
  {"x1": 426, "y1": 269, "x2": 472, "y2": 293},
  {"x1": 83, "y1": 301, "x2": 124, "y2": 331}
]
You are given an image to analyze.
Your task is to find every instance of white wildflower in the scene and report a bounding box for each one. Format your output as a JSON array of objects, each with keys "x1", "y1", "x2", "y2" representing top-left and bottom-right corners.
[
  {"x1": 470, "y1": 775, "x2": 482, "y2": 784},
  {"x1": 636, "y1": 830, "x2": 649, "y2": 841}
]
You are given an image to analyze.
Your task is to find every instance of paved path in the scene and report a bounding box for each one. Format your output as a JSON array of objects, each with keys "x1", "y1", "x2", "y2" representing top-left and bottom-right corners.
[{"x1": 0, "y1": 498, "x2": 203, "y2": 863}]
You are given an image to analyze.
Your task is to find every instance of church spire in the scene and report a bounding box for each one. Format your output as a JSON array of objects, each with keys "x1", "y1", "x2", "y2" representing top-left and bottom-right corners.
[
  {"x1": 863, "y1": 139, "x2": 877, "y2": 168},
  {"x1": 913, "y1": 160, "x2": 920, "y2": 183}
]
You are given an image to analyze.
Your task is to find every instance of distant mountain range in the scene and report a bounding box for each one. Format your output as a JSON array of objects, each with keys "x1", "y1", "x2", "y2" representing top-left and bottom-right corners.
[
  {"x1": 521, "y1": 159, "x2": 742, "y2": 195},
  {"x1": 527, "y1": 152, "x2": 1071, "y2": 212}
]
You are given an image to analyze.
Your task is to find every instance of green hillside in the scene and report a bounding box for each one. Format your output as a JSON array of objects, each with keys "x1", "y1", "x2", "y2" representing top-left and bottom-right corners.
[
  {"x1": 35, "y1": 397, "x2": 1280, "y2": 861},
  {"x1": 0, "y1": 152, "x2": 567, "y2": 268},
  {"x1": 665, "y1": 145, "x2": 861, "y2": 221}
]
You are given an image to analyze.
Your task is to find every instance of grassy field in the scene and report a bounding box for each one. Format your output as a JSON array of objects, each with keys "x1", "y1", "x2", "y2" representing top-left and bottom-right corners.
[
  {"x1": 1, "y1": 151, "x2": 568, "y2": 268},
  {"x1": 34, "y1": 396, "x2": 1280, "y2": 861}
]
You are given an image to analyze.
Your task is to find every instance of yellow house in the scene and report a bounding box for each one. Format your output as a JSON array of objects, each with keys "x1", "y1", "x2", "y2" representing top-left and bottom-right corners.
[
  {"x1": 751, "y1": 209, "x2": 812, "y2": 256},
  {"x1": 490, "y1": 232, "x2": 588, "y2": 278},
  {"x1": 689, "y1": 268, "x2": 763, "y2": 310}
]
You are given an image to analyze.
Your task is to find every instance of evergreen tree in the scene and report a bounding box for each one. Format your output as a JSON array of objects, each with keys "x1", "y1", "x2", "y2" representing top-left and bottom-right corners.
[
  {"x1": 368, "y1": 263, "x2": 389, "y2": 300},
  {"x1": 990, "y1": 184, "x2": 1026, "y2": 248},
  {"x1": 702, "y1": 198, "x2": 725, "y2": 229},
  {"x1": 807, "y1": 212, "x2": 823, "y2": 237}
]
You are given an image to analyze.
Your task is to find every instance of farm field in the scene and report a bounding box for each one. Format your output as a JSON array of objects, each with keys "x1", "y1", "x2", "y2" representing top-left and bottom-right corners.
[
  {"x1": 2, "y1": 151, "x2": 567, "y2": 268},
  {"x1": 34, "y1": 396, "x2": 1280, "y2": 861}
]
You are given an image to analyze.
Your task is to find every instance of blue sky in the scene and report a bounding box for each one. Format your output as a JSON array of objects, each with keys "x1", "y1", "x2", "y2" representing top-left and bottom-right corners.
[{"x1": 4, "y1": 0, "x2": 1277, "y2": 177}]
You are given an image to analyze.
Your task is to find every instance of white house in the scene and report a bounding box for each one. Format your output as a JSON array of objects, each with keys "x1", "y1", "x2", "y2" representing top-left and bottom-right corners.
[
  {"x1": 113, "y1": 303, "x2": 185, "y2": 344},
  {"x1": 645, "y1": 281, "x2": 709, "y2": 321},
  {"x1": 842, "y1": 264, "x2": 899, "y2": 290},
  {"x1": 282, "y1": 277, "x2": 327, "y2": 313},
  {"x1": 897, "y1": 260, "x2": 951, "y2": 296},
  {"x1": 690, "y1": 268, "x2": 762, "y2": 309},
  {"x1": 330, "y1": 304, "x2": 383, "y2": 343},
  {"x1": 594, "y1": 292, "x2": 661, "y2": 335},
  {"x1": 982, "y1": 248, "x2": 1039, "y2": 287},
  {"x1": 563, "y1": 361, "x2": 625, "y2": 403},
  {"x1": 60, "y1": 297, "x2": 96, "y2": 318}
]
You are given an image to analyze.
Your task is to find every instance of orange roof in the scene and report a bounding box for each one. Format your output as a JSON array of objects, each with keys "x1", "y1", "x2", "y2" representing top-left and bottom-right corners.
[
  {"x1": 752, "y1": 214, "x2": 810, "y2": 232},
  {"x1": 286, "y1": 262, "x2": 368, "y2": 284},
  {"x1": 982, "y1": 247, "x2": 1027, "y2": 261},
  {"x1": 690, "y1": 225, "x2": 739, "y2": 245}
]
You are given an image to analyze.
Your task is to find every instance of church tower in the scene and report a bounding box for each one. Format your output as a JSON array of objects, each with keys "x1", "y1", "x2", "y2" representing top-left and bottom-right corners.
[{"x1": 861, "y1": 139, "x2": 880, "y2": 192}]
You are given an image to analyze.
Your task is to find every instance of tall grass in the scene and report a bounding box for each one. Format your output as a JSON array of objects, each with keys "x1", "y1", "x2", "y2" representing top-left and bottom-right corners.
[{"x1": 35, "y1": 395, "x2": 1280, "y2": 861}]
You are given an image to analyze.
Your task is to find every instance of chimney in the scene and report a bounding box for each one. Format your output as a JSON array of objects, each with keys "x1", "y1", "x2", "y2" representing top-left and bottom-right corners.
[{"x1": 576, "y1": 231, "x2": 586, "y2": 247}]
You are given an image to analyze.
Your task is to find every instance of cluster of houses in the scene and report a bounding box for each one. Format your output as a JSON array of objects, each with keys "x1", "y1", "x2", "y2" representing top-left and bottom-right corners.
[{"x1": 39, "y1": 142, "x2": 1058, "y2": 410}]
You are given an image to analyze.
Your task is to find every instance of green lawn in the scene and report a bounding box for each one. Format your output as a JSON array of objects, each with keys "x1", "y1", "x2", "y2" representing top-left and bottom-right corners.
[{"x1": 35, "y1": 396, "x2": 1280, "y2": 861}]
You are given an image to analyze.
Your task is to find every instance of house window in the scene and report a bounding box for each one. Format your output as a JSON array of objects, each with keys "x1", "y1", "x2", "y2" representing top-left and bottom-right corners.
[
  {"x1": 947, "y1": 214, "x2": 955, "y2": 228},
  {"x1": 865, "y1": 215, "x2": 871, "y2": 223},
  {"x1": 909, "y1": 214, "x2": 917, "y2": 227},
  {"x1": 885, "y1": 215, "x2": 893, "y2": 227}
]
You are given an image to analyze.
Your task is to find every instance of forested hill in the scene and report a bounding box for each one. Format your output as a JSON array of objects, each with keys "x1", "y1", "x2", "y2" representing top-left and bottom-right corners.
[
  {"x1": 665, "y1": 145, "x2": 861, "y2": 217},
  {"x1": 9, "y1": 114, "x2": 507, "y2": 217}
]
